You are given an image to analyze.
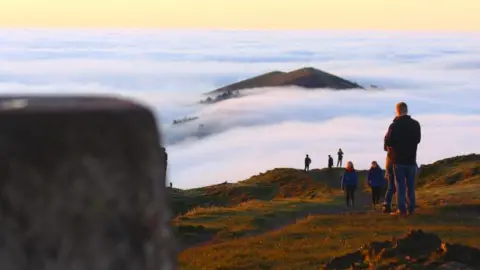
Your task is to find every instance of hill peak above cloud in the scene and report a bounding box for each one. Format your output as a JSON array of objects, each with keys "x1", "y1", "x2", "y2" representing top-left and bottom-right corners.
[{"x1": 205, "y1": 66, "x2": 363, "y2": 95}]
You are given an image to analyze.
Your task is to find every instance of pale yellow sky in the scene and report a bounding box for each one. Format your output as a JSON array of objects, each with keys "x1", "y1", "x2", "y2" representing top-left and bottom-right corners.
[{"x1": 2, "y1": 0, "x2": 480, "y2": 31}]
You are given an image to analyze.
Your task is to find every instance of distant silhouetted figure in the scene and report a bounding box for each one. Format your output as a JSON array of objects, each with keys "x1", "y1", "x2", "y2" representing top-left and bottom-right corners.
[
  {"x1": 341, "y1": 161, "x2": 358, "y2": 208},
  {"x1": 337, "y1": 148, "x2": 344, "y2": 167},
  {"x1": 328, "y1": 155, "x2": 334, "y2": 169},
  {"x1": 161, "y1": 146, "x2": 168, "y2": 171},
  {"x1": 384, "y1": 102, "x2": 421, "y2": 217},
  {"x1": 304, "y1": 154, "x2": 311, "y2": 171},
  {"x1": 368, "y1": 161, "x2": 385, "y2": 209},
  {"x1": 169, "y1": 182, "x2": 172, "y2": 188}
]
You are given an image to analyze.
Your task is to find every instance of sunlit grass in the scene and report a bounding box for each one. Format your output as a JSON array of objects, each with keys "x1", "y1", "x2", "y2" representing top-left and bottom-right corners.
[
  {"x1": 173, "y1": 154, "x2": 480, "y2": 269},
  {"x1": 179, "y1": 204, "x2": 480, "y2": 269}
]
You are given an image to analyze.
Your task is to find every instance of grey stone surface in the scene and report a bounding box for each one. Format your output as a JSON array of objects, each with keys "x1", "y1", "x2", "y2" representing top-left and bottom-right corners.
[{"x1": 0, "y1": 96, "x2": 176, "y2": 270}]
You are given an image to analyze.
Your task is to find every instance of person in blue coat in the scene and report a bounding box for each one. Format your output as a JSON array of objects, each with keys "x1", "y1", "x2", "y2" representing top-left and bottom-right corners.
[
  {"x1": 367, "y1": 161, "x2": 385, "y2": 209},
  {"x1": 341, "y1": 161, "x2": 358, "y2": 207}
]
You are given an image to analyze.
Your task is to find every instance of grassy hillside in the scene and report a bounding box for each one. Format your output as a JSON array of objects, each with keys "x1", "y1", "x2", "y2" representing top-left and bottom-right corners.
[
  {"x1": 206, "y1": 67, "x2": 363, "y2": 94},
  {"x1": 179, "y1": 204, "x2": 480, "y2": 269},
  {"x1": 418, "y1": 153, "x2": 479, "y2": 187},
  {"x1": 172, "y1": 154, "x2": 480, "y2": 269},
  {"x1": 170, "y1": 168, "x2": 369, "y2": 217}
]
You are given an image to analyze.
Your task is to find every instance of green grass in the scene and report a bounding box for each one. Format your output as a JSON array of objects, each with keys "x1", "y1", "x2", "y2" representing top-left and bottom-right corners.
[
  {"x1": 417, "y1": 153, "x2": 479, "y2": 188},
  {"x1": 178, "y1": 201, "x2": 480, "y2": 269},
  {"x1": 173, "y1": 198, "x2": 341, "y2": 246},
  {"x1": 170, "y1": 167, "x2": 369, "y2": 216},
  {"x1": 172, "y1": 154, "x2": 480, "y2": 270}
]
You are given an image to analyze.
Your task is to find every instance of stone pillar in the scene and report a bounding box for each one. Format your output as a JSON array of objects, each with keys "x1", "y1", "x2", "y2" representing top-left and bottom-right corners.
[{"x1": 0, "y1": 96, "x2": 176, "y2": 270}]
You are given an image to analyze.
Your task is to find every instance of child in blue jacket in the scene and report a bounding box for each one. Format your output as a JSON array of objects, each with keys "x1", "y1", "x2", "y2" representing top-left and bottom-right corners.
[
  {"x1": 367, "y1": 161, "x2": 385, "y2": 209},
  {"x1": 341, "y1": 161, "x2": 358, "y2": 207}
]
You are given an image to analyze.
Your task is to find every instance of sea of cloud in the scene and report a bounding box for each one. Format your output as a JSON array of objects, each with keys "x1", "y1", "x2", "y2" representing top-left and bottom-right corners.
[{"x1": 1, "y1": 29, "x2": 479, "y2": 188}]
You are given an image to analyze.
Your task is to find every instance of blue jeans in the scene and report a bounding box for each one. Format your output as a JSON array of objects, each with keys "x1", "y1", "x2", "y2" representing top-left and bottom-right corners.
[
  {"x1": 384, "y1": 166, "x2": 396, "y2": 208},
  {"x1": 393, "y1": 164, "x2": 417, "y2": 214}
]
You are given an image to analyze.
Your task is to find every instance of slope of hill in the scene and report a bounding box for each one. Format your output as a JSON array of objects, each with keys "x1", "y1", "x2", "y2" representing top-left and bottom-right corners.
[
  {"x1": 174, "y1": 154, "x2": 480, "y2": 269},
  {"x1": 205, "y1": 67, "x2": 364, "y2": 95},
  {"x1": 169, "y1": 167, "x2": 368, "y2": 217},
  {"x1": 418, "y1": 153, "x2": 479, "y2": 188},
  {"x1": 206, "y1": 70, "x2": 286, "y2": 95}
]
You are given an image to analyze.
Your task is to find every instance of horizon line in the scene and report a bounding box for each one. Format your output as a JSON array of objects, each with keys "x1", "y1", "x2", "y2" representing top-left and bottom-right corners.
[{"x1": 1, "y1": 27, "x2": 480, "y2": 34}]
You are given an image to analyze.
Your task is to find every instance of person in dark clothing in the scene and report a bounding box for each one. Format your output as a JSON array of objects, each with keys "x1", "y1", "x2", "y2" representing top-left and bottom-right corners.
[
  {"x1": 341, "y1": 161, "x2": 358, "y2": 207},
  {"x1": 384, "y1": 102, "x2": 421, "y2": 217},
  {"x1": 382, "y1": 140, "x2": 397, "y2": 213},
  {"x1": 304, "y1": 154, "x2": 311, "y2": 171},
  {"x1": 161, "y1": 146, "x2": 168, "y2": 170},
  {"x1": 328, "y1": 155, "x2": 334, "y2": 169},
  {"x1": 367, "y1": 161, "x2": 385, "y2": 209},
  {"x1": 337, "y1": 148, "x2": 344, "y2": 167}
]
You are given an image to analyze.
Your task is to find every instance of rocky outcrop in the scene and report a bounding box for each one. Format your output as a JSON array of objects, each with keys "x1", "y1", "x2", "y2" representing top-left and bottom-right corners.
[
  {"x1": 0, "y1": 96, "x2": 175, "y2": 270},
  {"x1": 323, "y1": 230, "x2": 480, "y2": 270}
]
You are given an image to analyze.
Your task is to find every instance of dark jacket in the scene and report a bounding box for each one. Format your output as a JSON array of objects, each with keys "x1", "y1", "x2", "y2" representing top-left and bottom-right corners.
[
  {"x1": 367, "y1": 166, "x2": 385, "y2": 187},
  {"x1": 305, "y1": 157, "x2": 311, "y2": 165},
  {"x1": 384, "y1": 115, "x2": 421, "y2": 165},
  {"x1": 328, "y1": 157, "x2": 333, "y2": 167},
  {"x1": 341, "y1": 168, "x2": 358, "y2": 189}
]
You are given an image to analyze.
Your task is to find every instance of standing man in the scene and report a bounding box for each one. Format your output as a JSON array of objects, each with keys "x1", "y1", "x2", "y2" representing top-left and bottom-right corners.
[
  {"x1": 337, "y1": 148, "x2": 344, "y2": 167},
  {"x1": 384, "y1": 102, "x2": 421, "y2": 217},
  {"x1": 328, "y1": 155, "x2": 334, "y2": 169},
  {"x1": 304, "y1": 154, "x2": 312, "y2": 171}
]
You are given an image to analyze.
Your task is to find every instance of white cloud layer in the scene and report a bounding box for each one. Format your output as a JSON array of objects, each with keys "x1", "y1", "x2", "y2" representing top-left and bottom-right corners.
[{"x1": 1, "y1": 29, "x2": 479, "y2": 188}]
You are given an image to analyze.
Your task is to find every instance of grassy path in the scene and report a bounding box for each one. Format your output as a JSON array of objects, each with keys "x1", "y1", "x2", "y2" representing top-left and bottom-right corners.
[{"x1": 174, "y1": 184, "x2": 375, "y2": 251}]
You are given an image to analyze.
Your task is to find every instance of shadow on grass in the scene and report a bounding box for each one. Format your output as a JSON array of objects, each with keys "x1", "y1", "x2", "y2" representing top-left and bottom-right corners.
[
  {"x1": 174, "y1": 224, "x2": 220, "y2": 249},
  {"x1": 435, "y1": 203, "x2": 480, "y2": 214}
]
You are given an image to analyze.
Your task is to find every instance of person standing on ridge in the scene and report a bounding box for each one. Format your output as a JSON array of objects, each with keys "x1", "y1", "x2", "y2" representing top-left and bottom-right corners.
[
  {"x1": 304, "y1": 154, "x2": 312, "y2": 171},
  {"x1": 328, "y1": 155, "x2": 334, "y2": 169},
  {"x1": 337, "y1": 148, "x2": 344, "y2": 167},
  {"x1": 384, "y1": 102, "x2": 421, "y2": 217},
  {"x1": 341, "y1": 161, "x2": 358, "y2": 208},
  {"x1": 161, "y1": 146, "x2": 168, "y2": 170},
  {"x1": 161, "y1": 146, "x2": 168, "y2": 187},
  {"x1": 367, "y1": 161, "x2": 385, "y2": 209}
]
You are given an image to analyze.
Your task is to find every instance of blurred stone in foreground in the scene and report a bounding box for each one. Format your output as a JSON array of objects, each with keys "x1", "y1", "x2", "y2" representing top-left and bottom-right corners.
[{"x1": 0, "y1": 96, "x2": 175, "y2": 270}]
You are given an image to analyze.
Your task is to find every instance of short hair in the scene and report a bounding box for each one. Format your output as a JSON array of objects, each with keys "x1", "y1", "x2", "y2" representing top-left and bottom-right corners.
[{"x1": 396, "y1": 102, "x2": 408, "y2": 114}]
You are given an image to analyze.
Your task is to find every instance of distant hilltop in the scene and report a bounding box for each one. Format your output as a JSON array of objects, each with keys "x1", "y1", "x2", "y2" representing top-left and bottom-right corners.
[
  {"x1": 172, "y1": 67, "x2": 372, "y2": 130},
  {"x1": 200, "y1": 67, "x2": 364, "y2": 104}
]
